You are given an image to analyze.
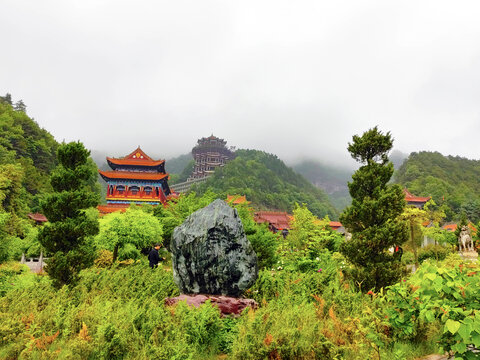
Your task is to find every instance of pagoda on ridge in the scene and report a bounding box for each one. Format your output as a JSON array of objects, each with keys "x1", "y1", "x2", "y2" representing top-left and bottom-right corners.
[
  {"x1": 189, "y1": 134, "x2": 235, "y2": 180},
  {"x1": 98, "y1": 147, "x2": 171, "y2": 214}
]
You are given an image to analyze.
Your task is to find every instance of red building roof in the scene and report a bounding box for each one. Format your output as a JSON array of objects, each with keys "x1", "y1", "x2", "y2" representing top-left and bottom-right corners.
[
  {"x1": 227, "y1": 195, "x2": 250, "y2": 205},
  {"x1": 99, "y1": 170, "x2": 168, "y2": 181},
  {"x1": 97, "y1": 204, "x2": 129, "y2": 215},
  {"x1": 254, "y1": 211, "x2": 291, "y2": 230},
  {"x1": 107, "y1": 147, "x2": 165, "y2": 167},
  {"x1": 443, "y1": 223, "x2": 478, "y2": 233},
  {"x1": 403, "y1": 189, "x2": 431, "y2": 203},
  {"x1": 28, "y1": 213, "x2": 48, "y2": 223},
  {"x1": 329, "y1": 221, "x2": 342, "y2": 229}
]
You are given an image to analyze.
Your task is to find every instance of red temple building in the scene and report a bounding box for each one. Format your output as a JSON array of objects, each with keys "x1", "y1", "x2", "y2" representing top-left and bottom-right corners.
[
  {"x1": 254, "y1": 211, "x2": 292, "y2": 232},
  {"x1": 98, "y1": 147, "x2": 171, "y2": 214},
  {"x1": 403, "y1": 188, "x2": 431, "y2": 209}
]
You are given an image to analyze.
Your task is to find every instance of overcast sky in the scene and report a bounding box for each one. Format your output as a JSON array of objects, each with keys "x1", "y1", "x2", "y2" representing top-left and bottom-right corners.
[{"x1": 1, "y1": 1, "x2": 480, "y2": 167}]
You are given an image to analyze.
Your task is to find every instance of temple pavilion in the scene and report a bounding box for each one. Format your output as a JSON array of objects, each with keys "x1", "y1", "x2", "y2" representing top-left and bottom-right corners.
[
  {"x1": 403, "y1": 189, "x2": 431, "y2": 209},
  {"x1": 98, "y1": 147, "x2": 171, "y2": 214},
  {"x1": 189, "y1": 135, "x2": 235, "y2": 180}
]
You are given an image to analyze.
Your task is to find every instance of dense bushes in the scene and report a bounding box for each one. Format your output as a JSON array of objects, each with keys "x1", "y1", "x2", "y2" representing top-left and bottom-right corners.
[
  {"x1": 385, "y1": 255, "x2": 480, "y2": 358},
  {"x1": 417, "y1": 245, "x2": 453, "y2": 263},
  {"x1": 3, "y1": 251, "x2": 479, "y2": 359}
]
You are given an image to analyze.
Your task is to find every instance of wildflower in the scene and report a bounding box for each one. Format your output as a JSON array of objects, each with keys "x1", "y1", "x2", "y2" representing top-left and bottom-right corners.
[
  {"x1": 315, "y1": 257, "x2": 320, "y2": 261},
  {"x1": 403, "y1": 279, "x2": 406, "y2": 282},
  {"x1": 367, "y1": 290, "x2": 374, "y2": 295},
  {"x1": 317, "y1": 268, "x2": 322, "y2": 272}
]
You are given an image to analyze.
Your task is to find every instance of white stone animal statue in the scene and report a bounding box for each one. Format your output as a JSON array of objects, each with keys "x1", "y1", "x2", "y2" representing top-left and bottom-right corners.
[{"x1": 458, "y1": 226, "x2": 474, "y2": 252}]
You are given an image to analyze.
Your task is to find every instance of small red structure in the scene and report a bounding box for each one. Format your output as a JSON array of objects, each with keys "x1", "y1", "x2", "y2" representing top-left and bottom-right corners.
[
  {"x1": 254, "y1": 211, "x2": 291, "y2": 232},
  {"x1": 97, "y1": 204, "x2": 129, "y2": 215},
  {"x1": 329, "y1": 221, "x2": 343, "y2": 230},
  {"x1": 226, "y1": 195, "x2": 250, "y2": 205},
  {"x1": 443, "y1": 223, "x2": 477, "y2": 233},
  {"x1": 403, "y1": 189, "x2": 431, "y2": 209},
  {"x1": 98, "y1": 147, "x2": 172, "y2": 214},
  {"x1": 27, "y1": 213, "x2": 48, "y2": 225}
]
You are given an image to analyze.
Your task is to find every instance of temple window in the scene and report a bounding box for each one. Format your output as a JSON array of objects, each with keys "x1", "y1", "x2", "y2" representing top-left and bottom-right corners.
[
  {"x1": 117, "y1": 185, "x2": 125, "y2": 195},
  {"x1": 144, "y1": 186, "x2": 153, "y2": 195},
  {"x1": 129, "y1": 186, "x2": 140, "y2": 195}
]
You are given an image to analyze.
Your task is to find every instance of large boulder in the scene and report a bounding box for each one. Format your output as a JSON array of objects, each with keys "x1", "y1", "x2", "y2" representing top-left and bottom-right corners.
[{"x1": 171, "y1": 199, "x2": 258, "y2": 296}]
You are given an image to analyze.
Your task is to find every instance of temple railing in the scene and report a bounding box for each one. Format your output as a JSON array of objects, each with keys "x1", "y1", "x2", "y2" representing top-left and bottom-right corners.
[
  {"x1": 20, "y1": 252, "x2": 47, "y2": 273},
  {"x1": 170, "y1": 176, "x2": 209, "y2": 193}
]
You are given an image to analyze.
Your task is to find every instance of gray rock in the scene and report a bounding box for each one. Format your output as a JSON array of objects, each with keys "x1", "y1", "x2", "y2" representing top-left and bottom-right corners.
[{"x1": 171, "y1": 199, "x2": 258, "y2": 296}]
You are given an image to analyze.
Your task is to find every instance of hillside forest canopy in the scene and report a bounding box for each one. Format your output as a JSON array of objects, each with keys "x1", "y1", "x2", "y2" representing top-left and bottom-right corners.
[{"x1": 1, "y1": 97, "x2": 480, "y2": 359}]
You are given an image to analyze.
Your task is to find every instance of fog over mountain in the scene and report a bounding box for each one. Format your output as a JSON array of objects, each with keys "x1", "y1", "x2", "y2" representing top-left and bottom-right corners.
[{"x1": 2, "y1": 1, "x2": 480, "y2": 166}]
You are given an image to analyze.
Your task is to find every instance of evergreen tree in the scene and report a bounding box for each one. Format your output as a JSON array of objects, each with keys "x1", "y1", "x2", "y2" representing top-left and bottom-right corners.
[
  {"x1": 340, "y1": 127, "x2": 408, "y2": 291},
  {"x1": 0, "y1": 93, "x2": 12, "y2": 105},
  {"x1": 39, "y1": 142, "x2": 100, "y2": 287},
  {"x1": 14, "y1": 99, "x2": 26, "y2": 112}
]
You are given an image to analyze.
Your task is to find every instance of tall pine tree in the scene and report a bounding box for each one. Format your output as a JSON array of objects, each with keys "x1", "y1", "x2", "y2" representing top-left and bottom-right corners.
[
  {"x1": 39, "y1": 141, "x2": 99, "y2": 287},
  {"x1": 340, "y1": 127, "x2": 407, "y2": 291}
]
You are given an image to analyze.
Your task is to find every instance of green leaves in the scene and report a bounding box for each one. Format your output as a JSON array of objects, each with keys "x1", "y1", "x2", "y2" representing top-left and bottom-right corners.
[
  {"x1": 446, "y1": 319, "x2": 461, "y2": 334},
  {"x1": 96, "y1": 206, "x2": 163, "y2": 259},
  {"x1": 386, "y1": 257, "x2": 480, "y2": 359}
]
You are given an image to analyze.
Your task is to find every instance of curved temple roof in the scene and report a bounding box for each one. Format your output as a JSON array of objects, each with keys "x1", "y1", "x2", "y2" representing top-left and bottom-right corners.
[
  {"x1": 99, "y1": 170, "x2": 168, "y2": 181},
  {"x1": 107, "y1": 147, "x2": 165, "y2": 167}
]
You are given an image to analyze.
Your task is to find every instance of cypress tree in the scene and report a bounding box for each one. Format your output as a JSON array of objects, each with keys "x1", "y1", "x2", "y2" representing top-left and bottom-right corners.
[
  {"x1": 39, "y1": 141, "x2": 99, "y2": 287},
  {"x1": 340, "y1": 127, "x2": 408, "y2": 291}
]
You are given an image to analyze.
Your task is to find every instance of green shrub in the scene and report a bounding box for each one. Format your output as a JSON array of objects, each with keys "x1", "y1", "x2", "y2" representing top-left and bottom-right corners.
[
  {"x1": 402, "y1": 251, "x2": 414, "y2": 265},
  {"x1": 385, "y1": 255, "x2": 480, "y2": 358},
  {"x1": 231, "y1": 299, "x2": 338, "y2": 360},
  {"x1": 417, "y1": 244, "x2": 453, "y2": 263},
  {"x1": 118, "y1": 243, "x2": 141, "y2": 261}
]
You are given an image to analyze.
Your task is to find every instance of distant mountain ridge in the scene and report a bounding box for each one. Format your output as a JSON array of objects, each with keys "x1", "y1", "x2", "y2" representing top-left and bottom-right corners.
[{"x1": 292, "y1": 160, "x2": 352, "y2": 211}]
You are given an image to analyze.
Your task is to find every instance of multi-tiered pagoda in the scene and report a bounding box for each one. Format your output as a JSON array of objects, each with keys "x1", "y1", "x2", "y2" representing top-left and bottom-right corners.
[
  {"x1": 189, "y1": 135, "x2": 235, "y2": 180},
  {"x1": 98, "y1": 147, "x2": 171, "y2": 214}
]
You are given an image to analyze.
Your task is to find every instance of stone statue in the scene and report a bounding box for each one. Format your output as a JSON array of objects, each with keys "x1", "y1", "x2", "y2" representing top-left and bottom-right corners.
[
  {"x1": 345, "y1": 231, "x2": 352, "y2": 241},
  {"x1": 458, "y1": 225, "x2": 474, "y2": 252},
  {"x1": 171, "y1": 199, "x2": 258, "y2": 297}
]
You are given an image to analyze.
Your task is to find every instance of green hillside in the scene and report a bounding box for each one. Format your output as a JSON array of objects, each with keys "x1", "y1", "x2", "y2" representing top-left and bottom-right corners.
[
  {"x1": 0, "y1": 96, "x2": 59, "y2": 212},
  {"x1": 195, "y1": 149, "x2": 338, "y2": 219},
  {"x1": 394, "y1": 151, "x2": 480, "y2": 222}
]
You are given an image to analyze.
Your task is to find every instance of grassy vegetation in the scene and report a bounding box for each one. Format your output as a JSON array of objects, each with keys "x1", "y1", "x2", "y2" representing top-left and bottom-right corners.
[{"x1": 3, "y1": 252, "x2": 471, "y2": 359}]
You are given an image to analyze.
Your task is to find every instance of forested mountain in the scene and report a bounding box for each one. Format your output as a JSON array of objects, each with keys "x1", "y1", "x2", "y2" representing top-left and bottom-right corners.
[
  {"x1": 194, "y1": 149, "x2": 339, "y2": 219},
  {"x1": 292, "y1": 160, "x2": 352, "y2": 211},
  {"x1": 394, "y1": 151, "x2": 480, "y2": 222},
  {"x1": 0, "y1": 95, "x2": 101, "y2": 213},
  {"x1": 0, "y1": 97, "x2": 58, "y2": 213}
]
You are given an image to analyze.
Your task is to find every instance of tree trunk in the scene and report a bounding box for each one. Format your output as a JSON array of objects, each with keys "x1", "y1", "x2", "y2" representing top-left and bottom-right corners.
[
  {"x1": 411, "y1": 220, "x2": 419, "y2": 269},
  {"x1": 113, "y1": 244, "x2": 119, "y2": 263}
]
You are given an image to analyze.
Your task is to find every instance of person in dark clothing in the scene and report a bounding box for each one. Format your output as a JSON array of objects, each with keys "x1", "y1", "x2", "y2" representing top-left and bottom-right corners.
[{"x1": 148, "y1": 243, "x2": 162, "y2": 269}]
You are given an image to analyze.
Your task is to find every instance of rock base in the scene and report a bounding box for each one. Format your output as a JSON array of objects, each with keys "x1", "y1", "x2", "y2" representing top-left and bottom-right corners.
[
  {"x1": 165, "y1": 294, "x2": 258, "y2": 316},
  {"x1": 460, "y1": 251, "x2": 479, "y2": 261}
]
